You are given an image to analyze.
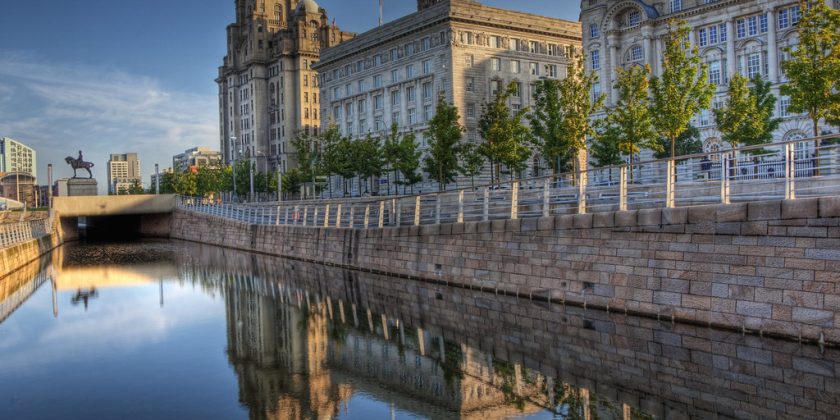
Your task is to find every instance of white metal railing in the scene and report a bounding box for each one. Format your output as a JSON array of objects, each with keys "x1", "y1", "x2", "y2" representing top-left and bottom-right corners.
[
  {"x1": 178, "y1": 135, "x2": 840, "y2": 228},
  {"x1": 0, "y1": 218, "x2": 51, "y2": 249}
]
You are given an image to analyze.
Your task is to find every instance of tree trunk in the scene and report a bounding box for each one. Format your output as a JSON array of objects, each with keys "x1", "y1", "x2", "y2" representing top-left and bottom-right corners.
[
  {"x1": 671, "y1": 136, "x2": 676, "y2": 160},
  {"x1": 629, "y1": 153, "x2": 635, "y2": 184},
  {"x1": 813, "y1": 117, "x2": 821, "y2": 176}
]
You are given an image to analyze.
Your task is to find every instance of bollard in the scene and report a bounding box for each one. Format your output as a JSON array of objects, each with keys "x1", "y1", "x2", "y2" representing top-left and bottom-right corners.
[
  {"x1": 364, "y1": 205, "x2": 370, "y2": 229},
  {"x1": 336, "y1": 204, "x2": 342, "y2": 227},
  {"x1": 349, "y1": 205, "x2": 355, "y2": 228},
  {"x1": 543, "y1": 177, "x2": 551, "y2": 217},
  {"x1": 510, "y1": 181, "x2": 519, "y2": 219},
  {"x1": 378, "y1": 201, "x2": 385, "y2": 228},
  {"x1": 414, "y1": 196, "x2": 421, "y2": 226},
  {"x1": 619, "y1": 166, "x2": 628, "y2": 212},
  {"x1": 483, "y1": 187, "x2": 490, "y2": 221},
  {"x1": 577, "y1": 168, "x2": 587, "y2": 215},
  {"x1": 324, "y1": 204, "x2": 330, "y2": 227},
  {"x1": 785, "y1": 142, "x2": 795, "y2": 200},
  {"x1": 665, "y1": 159, "x2": 676, "y2": 208},
  {"x1": 457, "y1": 190, "x2": 464, "y2": 223},
  {"x1": 721, "y1": 153, "x2": 731, "y2": 204}
]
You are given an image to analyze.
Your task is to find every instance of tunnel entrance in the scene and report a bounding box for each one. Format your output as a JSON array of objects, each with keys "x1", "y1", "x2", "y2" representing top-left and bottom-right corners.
[{"x1": 81, "y1": 215, "x2": 143, "y2": 241}]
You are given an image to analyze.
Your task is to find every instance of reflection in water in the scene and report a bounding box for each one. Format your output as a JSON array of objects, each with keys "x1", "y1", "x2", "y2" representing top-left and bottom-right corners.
[{"x1": 2, "y1": 240, "x2": 840, "y2": 419}]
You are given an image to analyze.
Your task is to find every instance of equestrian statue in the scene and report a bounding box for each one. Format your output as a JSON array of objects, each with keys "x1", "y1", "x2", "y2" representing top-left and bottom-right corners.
[{"x1": 65, "y1": 150, "x2": 95, "y2": 178}]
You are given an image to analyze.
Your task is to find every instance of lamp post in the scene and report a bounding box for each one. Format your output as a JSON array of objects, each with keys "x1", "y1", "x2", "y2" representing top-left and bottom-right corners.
[
  {"x1": 230, "y1": 136, "x2": 237, "y2": 201},
  {"x1": 154, "y1": 163, "x2": 160, "y2": 194},
  {"x1": 47, "y1": 164, "x2": 53, "y2": 210}
]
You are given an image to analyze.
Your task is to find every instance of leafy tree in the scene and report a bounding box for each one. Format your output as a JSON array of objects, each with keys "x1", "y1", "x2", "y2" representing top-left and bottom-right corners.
[
  {"x1": 290, "y1": 131, "x2": 322, "y2": 195},
  {"x1": 320, "y1": 125, "x2": 349, "y2": 197},
  {"x1": 351, "y1": 134, "x2": 384, "y2": 194},
  {"x1": 713, "y1": 74, "x2": 763, "y2": 153},
  {"x1": 650, "y1": 19, "x2": 715, "y2": 159},
  {"x1": 281, "y1": 168, "x2": 302, "y2": 199},
  {"x1": 529, "y1": 79, "x2": 572, "y2": 174},
  {"x1": 457, "y1": 142, "x2": 484, "y2": 188},
  {"x1": 654, "y1": 125, "x2": 703, "y2": 159},
  {"x1": 382, "y1": 123, "x2": 403, "y2": 195},
  {"x1": 478, "y1": 81, "x2": 531, "y2": 182},
  {"x1": 590, "y1": 122, "x2": 624, "y2": 167},
  {"x1": 601, "y1": 64, "x2": 661, "y2": 182},
  {"x1": 556, "y1": 51, "x2": 605, "y2": 179},
  {"x1": 749, "y1": 74, "x2": 782, "y2": 151},
  {"x1": 781, "y1": 0, "x2": 840, "y2": 138},
  {"x1": 424, "y1": 97, "x2": 464, "y2": 190},
  {"x1": 395, "y1": 131, "x2": 422, "y2": 194}
]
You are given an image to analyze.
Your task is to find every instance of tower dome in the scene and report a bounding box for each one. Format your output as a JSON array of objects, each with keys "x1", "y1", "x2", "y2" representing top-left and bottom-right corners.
[{"x1": 296, "y1": 0, "x2": 320, "y2": 14}]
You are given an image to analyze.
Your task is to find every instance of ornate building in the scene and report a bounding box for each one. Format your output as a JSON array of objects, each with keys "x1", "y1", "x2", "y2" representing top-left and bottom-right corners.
[
  {"x1": 316, "y1": 0, "x2": 581, "y2": 193},
  {"x1": 217, "y1": 0, "x2": 354, "y2": 176},
  {"x1": 581, "y1": 0, "x2": 839, "y2": 159}
]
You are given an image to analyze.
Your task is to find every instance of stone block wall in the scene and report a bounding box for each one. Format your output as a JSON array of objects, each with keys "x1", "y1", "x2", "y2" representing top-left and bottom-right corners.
[
  {"x1": 170, "y1": 196, "x2": 840, "y2": 344},
  {"x1": 0, "y1": 215, "x2": 64, "y2": 280}
]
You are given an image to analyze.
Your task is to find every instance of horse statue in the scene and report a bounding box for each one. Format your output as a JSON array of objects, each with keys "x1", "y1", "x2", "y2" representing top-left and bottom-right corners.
[{"x1": 65, "y1": 150, "x2": 95, "y2": 178}]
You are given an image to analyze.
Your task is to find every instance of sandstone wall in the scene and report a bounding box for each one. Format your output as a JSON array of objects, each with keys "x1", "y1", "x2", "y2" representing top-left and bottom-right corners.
[{"x1": 170, "y1": 196, "x2": 840, "y2": 344}]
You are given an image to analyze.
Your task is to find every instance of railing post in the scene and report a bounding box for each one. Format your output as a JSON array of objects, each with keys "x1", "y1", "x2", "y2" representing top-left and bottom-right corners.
[
  {"x1": 457, "y1": 190, "x2": 464, "y2": 223},
  {"x1": 378, "y1": 201, "x2": 385, "y2": 228},
  {"x1": 303, "y1": 206, "x2": 308, "y2": 226},
  {"x1": 483, "y1": 187, "x2": 489, "y2": 221},
  {"x1": 396, "y1": 199, "x2": 402, "y2": 226},
  {"x1": 390, "y1": 199, "x2": 396, "y2": 226},
  {"x1": 336, "y1": 204, "x2": 342, "y2": 227},
  {"x1": 435, "y1": 194, "x2": 441, "y2": 224},
  {"x1": 323, "y1": 204, "x2": 330, "y2": 227},
  {"x1": 284, "y1": 207, "x2": 290, "y2": 225},
  {"x1": 721, "y1": 153, "x2": 731, "y2": 204},
  {"x1": 542, "y1": 178, "x2": 551, "y2": 218},
  {"x1": 313, "y1": 206, "x2": 320, "y2": 227},
  {"x1": 666, "y1": 159, "x2": 676, "y2": 208},
  {"x1": 578, "y1": 168, "x2": 587, "y2": 215},
  {"x1": 785, "y1": 142, "x2": 796, "y2": 200},
  {"x1": 619, "y1": 165, "x2": 628, "y2": 211},
  {"x1": 414, "y1": 196, "x2": 421, "y2": 226},
  {"x1": 510, "y1": 181, "x2": 519, "y2": 219},
  {"x1": 275, "y1": 206, "x2": 280, "y2": 225},
  {"x1": 349, "y1": 205, "x2": 355, "y2": 228},
  {"x1": 294, "y1": 205, "x2": 300, "y2": 225},
  {"x1": 364, "y1": 204, "x2": 370, "y2": 229}
]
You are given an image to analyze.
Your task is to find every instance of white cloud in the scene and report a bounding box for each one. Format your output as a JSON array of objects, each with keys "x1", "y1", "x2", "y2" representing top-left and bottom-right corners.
[{"x1": 0, "y1": 51, "x2": 218, "y2": 191}]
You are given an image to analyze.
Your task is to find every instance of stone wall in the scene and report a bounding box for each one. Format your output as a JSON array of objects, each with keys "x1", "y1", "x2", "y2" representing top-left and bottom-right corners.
[
  {"x1": 0, "y1": 216, "x2": 64, "y2": 280},
  {"x1": 171, "y1": 196, "x2": 840, "y2": 344}
]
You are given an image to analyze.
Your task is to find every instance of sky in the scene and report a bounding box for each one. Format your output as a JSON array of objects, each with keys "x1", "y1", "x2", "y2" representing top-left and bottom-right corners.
[{"x1": 0, "y1": 0, "x2": 581, "y2": 189}]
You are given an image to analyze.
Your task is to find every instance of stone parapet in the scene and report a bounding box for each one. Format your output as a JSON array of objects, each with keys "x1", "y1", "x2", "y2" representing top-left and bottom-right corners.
[{"x1": 171, "y1": 196, "x2": 840, "y2": 344}]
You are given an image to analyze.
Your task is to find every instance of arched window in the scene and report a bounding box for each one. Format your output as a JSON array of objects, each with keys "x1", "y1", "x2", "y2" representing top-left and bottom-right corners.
[
  {"x1": 619, "y1": 9, "x2": 641, "y2": 28},
  {"x1": 629, "y1": 45, "x2": 643, "y2": 62}
]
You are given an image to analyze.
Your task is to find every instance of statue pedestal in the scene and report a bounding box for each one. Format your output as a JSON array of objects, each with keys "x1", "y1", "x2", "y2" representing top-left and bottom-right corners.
[{"x1": 66, "y1": 179, "x2": 98, "y2": 196}]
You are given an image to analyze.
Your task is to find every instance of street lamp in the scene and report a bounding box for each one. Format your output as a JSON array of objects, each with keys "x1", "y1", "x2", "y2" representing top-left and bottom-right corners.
[{"x1": 230, "y1": 136, "x2": 238, "y2": 200}]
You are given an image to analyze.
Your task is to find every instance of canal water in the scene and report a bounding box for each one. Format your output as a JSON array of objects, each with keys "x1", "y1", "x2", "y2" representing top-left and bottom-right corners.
[{"x1": 1, "y1": 240, "x2": 839, "y2": 419}]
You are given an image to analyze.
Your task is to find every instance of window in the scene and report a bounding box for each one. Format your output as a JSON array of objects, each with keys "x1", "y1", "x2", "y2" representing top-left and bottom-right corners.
[
  {"x1": 358, "y1": 79, "x2": 366, "y2": 92},
  {"x1": 627, "y1": 10, "x2": 640, "y2": 27},
  {"x1": 780, "y1": 97, "x2": 791, "y2": 117},
  {"x1": 700, "y1": 109, "x2": 711, "y2": 126},
  {"x1": 407, "y1": 108, "x2": 417, "y2": 125},
  {"x1": 422, "y1": 59, "x2": 431, "y2": 74},
  {"x1": 512, "y1": 82, "x2": 522, "y2": 98},
  {"x1": 489, "y1": 36, "x2": 500, "y2": 48},
  {"x1": 709, "y1": 26, "x2": 718, "y2": 44},
  {"x1": 390, "y1": 48, "x2": 398, "y2": 62},
  {"x1": 791, "y1": 6, "x2": 801, "y2": 25},
  {"x1": 358, "y1": 99, "x2": 367, "y2": 114},
  {"x1": 390, "y1": 90, "x2": 401, "y2": 106},
  {"x1": 699, "y1": 29, "x2": 708, "y2": 47},
  {"x1": 748, "y1": 16, "x2": 757, "y2": 36},
  {"x1": 592, "y1": 82, "x2": 601, "y2": 103},
  {"x1": 590, "y1": 23, "x2": 600, "y2": 38},
  {"x1": 345, "y1": 103, "x2": 353, "y2": 118},
  {"x1": 375, "y1": 115, "x2": 385, "y2": 130},
  {"x1": 591, "y1": 50, "x2": 600, "y2": 70},
  {"x1": 423, "y1": 104, "x2": 433, "y2": 121},
  {"x1": 509, "y1": 38, "x2": 519, "y2": 51},
  {"x1": 406, "y1": 64, "x2": 414, "y2": 79},
  {"x1": 345, "y1": 83, "x2": 352, "y2": 97},
  {"x1": 421, "y1": 37, "x2": 431, "y2": 51},
  {"x1": 405, "y1": 42, "x2": 415, "y2": 56},
  {"x1": 747, "y1": 53, "x2": 761, "y2": 77},
  {"x1": 333, "y1": 87, "x2": 341, "y2": 99},
  {"x1": 670, "y1": 0, "x2": 682, "y2": 13},
  {"x1": 466, "y1": 77, "x2": 475, "y2": 92},
  {"x1": 391, "y1": 69, "x2": 400, "y2": 83},
  {"x1": 490, "y1": 80, "x2": 501, "y2": 96},
  {"x1": 422, "y1": 82, "x2": 432, "y2": 99},
  {"x1": 491, "y1": 58, "x2": 501, "y2": 71},
  {"x1": 359, "y1": 119, "x2": 367, "y2": 135},
  {"x1": 465, "y1": 54, "x2": 474, "y2": 67},
  {"x1": 529, "y1": 41, "x2": 539, "y2": 53},
  {"x1": 630, "y1": 45, "x2": 643, "y2": 62},
  {"x1": 720, "y1": 23, "x2": 727, "y2": 42},
  {"x1": 709, "y1": 60, "x2": 721, "y2": 85},
  {"x1": 392, "y1": 111, "x2": 401, "y2": 126},
  {"x1": 467, "y1": 103, "x2": 476, "y2": 118},
  {"x1": 779, "y1": 9, "x2": 789, "y2": 29},
  {"x1": 546, "y1": 64, "x2": 558, "y2": 78},
  {"x1": 760, "y1": 14, "x2": 768, "y2": 33},
  {"x1": 303, "y1": 75, "x2": 309, "y2": 87},
  {"x1": 407, "y1": 86, "x2": 416, "y2": 102},
  {"x1": 779, "y1": 6, "x2": 801, "y2": 29},
  {"x1": 373, "y1": 74, "x2": 383, "y2": 88},
  {"x1": 511, "y1": 60, "x2": 521, "y2": 73},
  {"x1": 530, "y1": 62, "x2": 539, "y2": 75},
  {"x1": 374, "y1": 95, "x2": 383, "y2": 110},
  {"x1": 373, "y1": 55, "x2": 382, "y2": 66},
  {"x1": 737, "y1": 19, "x2": 746, "y2": 38}
]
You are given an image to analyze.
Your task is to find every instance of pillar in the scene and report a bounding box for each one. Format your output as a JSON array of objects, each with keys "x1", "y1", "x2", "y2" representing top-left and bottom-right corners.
[
  {"x1": 726, "y1": 18, "x2": 736, "y2": 80},
  {"x1": 766, "y1": 9, "x2": 778, "y2": 82}
]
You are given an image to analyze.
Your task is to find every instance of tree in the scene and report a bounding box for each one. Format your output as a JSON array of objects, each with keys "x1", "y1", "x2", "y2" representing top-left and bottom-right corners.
[
  {"x1": 395, "y1": 131, "x2": 422, "y2": 194},
  {"x1": 590, "y1": 122, "x2": 624, "y2": 168},
  {"x1": 351, "y1": 134, "x2": 384, "y2": 194},
  {"x1": 281, "y1": 168, "x2": 302, "y2": 199},
  {"x1": 556, "y1": 51, "x2": 605, "y2": 179},
  {"x1": 650, "y1": 19, "x2": 715, "y2": 159},
  {"x1": 424, "y1": 96, "x2": 464, "y2": 191},
  {"x1": 601, "y1": 64, "x2": 661, "y2": 182},
  {"x1": 529, "y1": 79, "x2": 572, "y2": 174},
  {"x1": 654, "y1": 125, "x2": 703, "y2": 159},
  {"x1": 290, "y1": 131, "x2": 322, "y2": 196},
  {"x1": 713, "y1": 74, "x2": 763, "y2": 153},
  {"x1": 382, "y1": 123, "x2": 404, "y2": 195},
  {"x1": 478, "y1": 81, "x2": 531, "y2": 182},
  {"x1": 748, "y1": 74, "x2": 783, "y2": 154},
  {"x1": 781, "y1": 0, "x2": 840, "y2": 173},
  {"x1": 319, "y1": 125, "x2": 346, "y2": 198},
  {"x1": 457, "y1": 142, "x2": 484, "y2": 188}
]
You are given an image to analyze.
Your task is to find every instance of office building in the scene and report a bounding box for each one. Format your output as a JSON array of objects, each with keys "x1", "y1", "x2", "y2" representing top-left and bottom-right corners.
[{"x1": 107, "y1": 153, "x2": 142, "y2": 194}]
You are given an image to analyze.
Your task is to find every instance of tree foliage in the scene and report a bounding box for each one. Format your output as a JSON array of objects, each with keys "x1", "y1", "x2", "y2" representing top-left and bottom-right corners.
[
  {"x1": 478, "y1": 81, "x2": 531, "y2": 182},
  {"x1": 650, "y1": 19, "x2": 715, "y2": 158},
  {"x1": 653, "y1": 125, "x2": 703, "y2": 159},
  {"x1": 424, "y1": 97, "x2": 464, "y2": 190},
  {"x1": 713, "y1": 73, "x2": 764, "y2": 152},
  {"x1": 555, "y1": 51, "x2": 605, "y2": 175},
  {"x1": 529, "y1": 79, "x2": 572, "y2": 174},
  {"x1": 780, "y1": 0, "x2": 840, "y2": 137},
  {"x1": 457, "y1": 142, "x2": 484, "y2": 188}
]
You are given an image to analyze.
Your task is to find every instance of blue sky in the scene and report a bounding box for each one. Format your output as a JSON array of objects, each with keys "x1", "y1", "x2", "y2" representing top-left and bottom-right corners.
[{"x1": 0, "y1": 0, "x2": 580, "y2": 187}]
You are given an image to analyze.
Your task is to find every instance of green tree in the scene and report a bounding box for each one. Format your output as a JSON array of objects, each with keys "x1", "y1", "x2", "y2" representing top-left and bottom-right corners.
[
  {"x1": 457, "y1": 142, "x2": 484, "y2": 188},
  {"x1": 478, "y1": 81, "x2": 531, "y2": 182},
  {"x1": 281, "y1": 168, "x2": 302, "y2": 199},
  {"x1": 653, "y1": 125, "x2": 703, "y2": 159},
  {"x1": 424, "y1": 96, "x2": 464, "y2": 191},
  {"x1": 591, "y1": 122, "x2": 624, "y2": 167},
  {"x1": 382, "y1": 123, "x2": 403, "y2": 195},
  {"x1": 556, "y1": 51, "x2": 605, "y2": 179},
  {"x1": 395, "y1": 131, "x2": 422, "y2": 194},
  {"x1": 750, "y1": 74, "x2": 783, "y2": 150},
  {"x1": 320, "y1": 125, "x2": 348, "y2": 197},
  {"x1": 781, "y1": 0, "x2": 840, "y2": 138},
  {"x1": 713, "y1": 74, "x2": 763, "y2": 153},
  {"x1": 602, "y1": 64, "x2": 661, "y2": 182},
  {"x1": 290, "y1": 131, "x2": 322, "y2": 196},
  {"x1": 650, "y1": 19, "x2": 715, "y2": 158},
  {"x1": 351, "y1": 134, "x2": 384, "y2": 194},
  {"x1": 529, "y1": 79, "x2": 572, "y2": 174}
]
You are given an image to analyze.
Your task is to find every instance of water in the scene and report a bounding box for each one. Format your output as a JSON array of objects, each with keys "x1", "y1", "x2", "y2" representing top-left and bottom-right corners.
[{"x1": 1, "y1": 241, "x2": 839, "y2": 419}]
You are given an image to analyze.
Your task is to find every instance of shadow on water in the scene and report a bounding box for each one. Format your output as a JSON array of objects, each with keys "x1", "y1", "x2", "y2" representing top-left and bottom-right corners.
[{"x1": 2, "y1": 240, "x2": 840, "y2": 419}]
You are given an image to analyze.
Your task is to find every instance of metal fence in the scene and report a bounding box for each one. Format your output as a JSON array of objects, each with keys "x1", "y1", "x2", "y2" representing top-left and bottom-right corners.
[
  {"x1": 178, "y1": 135, "x2": 840, "y2": 228},
  {"x1": 0, "y1": 218, "x2": 51, "y2": 249}
]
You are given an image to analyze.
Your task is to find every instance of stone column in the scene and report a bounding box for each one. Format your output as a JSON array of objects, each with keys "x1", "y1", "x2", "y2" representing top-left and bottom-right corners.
[
  {"x1": 607, "y1": 34, "x2": 619, "y2": 105},
  {"x1": 642, "y1": 25, "x2": 654, "y2": 71},
  {"x1": 655, "y1": 37, "x2": 663, "y2": 76},
  {"x1": 766, "y1": 9, "x2": 778, "y2": 82},
  {"x1": 726, "y1": 18, "x2": 736, "y2": 81}
]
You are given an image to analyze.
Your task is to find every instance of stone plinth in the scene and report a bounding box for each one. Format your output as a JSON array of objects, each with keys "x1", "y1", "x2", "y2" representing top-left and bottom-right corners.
[{"x1": 66, "y1": 179, "x2": 97, "y2": 196}]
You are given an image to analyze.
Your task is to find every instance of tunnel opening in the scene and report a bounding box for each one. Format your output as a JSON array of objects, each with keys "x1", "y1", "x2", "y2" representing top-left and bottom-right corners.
[{"x1": 81, "y1": 215, "x2": 143, "y2": 241}]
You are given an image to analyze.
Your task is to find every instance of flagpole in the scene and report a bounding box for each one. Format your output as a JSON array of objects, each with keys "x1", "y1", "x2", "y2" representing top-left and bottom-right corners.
[{"x1": 379, "y1": 0, "x2": 383, "y2": 26}]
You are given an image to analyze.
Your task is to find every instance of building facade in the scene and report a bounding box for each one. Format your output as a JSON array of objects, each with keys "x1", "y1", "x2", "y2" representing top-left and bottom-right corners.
[
  {"x1": 0, "y1": 173, "x2": 37, "y2": 207},
  {"x1": 216, "y1": 0, "x2": 354, "y2": 177},
  {"x1": 107, "y1": 153, "x2": 142, "y2": 194},
  {"x1": 0, "y1": 137, "x2": 37, "y2": 179},
  {"x1": 172, "y1": 147, "x2": 222, "y2": 173},
  {"x1": 580, "y1": 0, "x2": 840, "y2": 160},
  {"x1": 316, "y1": 0, "x2": 581, "y2": 193}
]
